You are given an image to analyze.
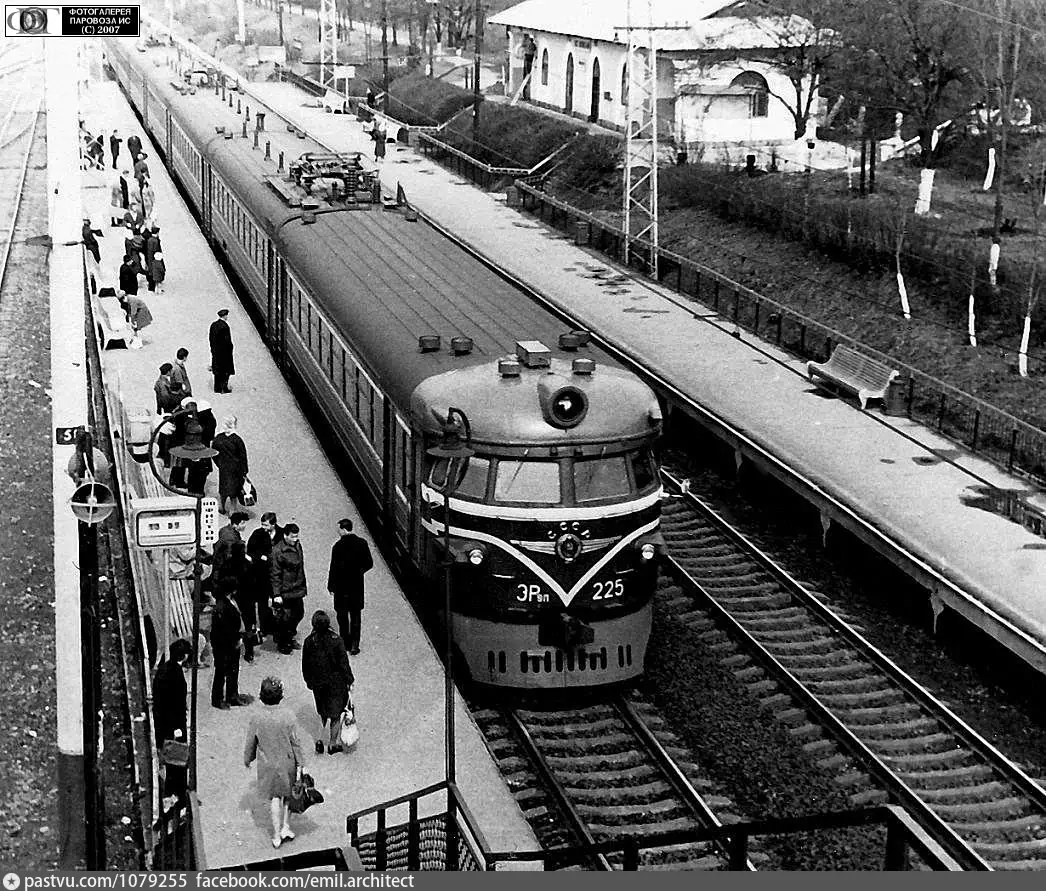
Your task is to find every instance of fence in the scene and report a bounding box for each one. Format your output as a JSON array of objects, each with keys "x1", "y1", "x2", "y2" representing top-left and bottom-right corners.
[
  {"x1": 152, "y1": 793, "x2": 204, "y2": 869},
  {"x1": 512, "y1": 180, "x2": 1046, "y2": 488},
  {"x1": 418, "y1": 133, "x2": 577, "y2": 191},
  {"x1": 346, "y1": 781, "x2": 963, "y2": 871}
]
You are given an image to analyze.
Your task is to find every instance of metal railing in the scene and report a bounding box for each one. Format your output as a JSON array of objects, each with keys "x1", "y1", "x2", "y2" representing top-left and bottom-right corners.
[
  {"x1": 513, "y1": 180, "x2": 1046, "y2": 488},
  {"x1": 152, "y1": 792, "x2": 205, "y2": 869},
  {"x1": 346, "y1": 779, "x2": 963, "y2": 871},
  {"x1": 418, "y1": 133, "x2": 575, "y2": 191}
]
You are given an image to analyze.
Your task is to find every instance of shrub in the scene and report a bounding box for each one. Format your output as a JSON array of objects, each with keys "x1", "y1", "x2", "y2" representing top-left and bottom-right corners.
[
  {"x1": 442, "y1": 102, "x2": 580, "y2": 169},
  {"x1": 386, "y1": 73, "x2": 475, "y2": 126}
]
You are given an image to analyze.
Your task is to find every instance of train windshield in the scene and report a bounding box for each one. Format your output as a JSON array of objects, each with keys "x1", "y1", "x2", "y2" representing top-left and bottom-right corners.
[
  {"x1": 573, "y1": 456, "x2": 630, "y2": 502},
  {"x1": 494, "y1": 460, "x2": 561, "y2": 504}
]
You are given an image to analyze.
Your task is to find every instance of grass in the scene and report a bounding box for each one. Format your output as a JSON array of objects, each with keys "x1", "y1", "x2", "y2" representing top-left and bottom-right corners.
[{"x1": 442, "y1": 102, "x2": 583, "y2": 169}]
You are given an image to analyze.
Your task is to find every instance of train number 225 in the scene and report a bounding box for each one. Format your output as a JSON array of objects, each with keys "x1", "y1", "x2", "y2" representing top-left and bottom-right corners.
[{"x1": 591, "y1": 579, "x2": 624, "y2": 600}]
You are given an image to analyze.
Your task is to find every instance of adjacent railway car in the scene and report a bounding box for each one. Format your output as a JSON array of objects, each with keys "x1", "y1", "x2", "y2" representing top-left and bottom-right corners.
[{"x1": 106, "y1": 38, "x2": 664, "y2": 690}]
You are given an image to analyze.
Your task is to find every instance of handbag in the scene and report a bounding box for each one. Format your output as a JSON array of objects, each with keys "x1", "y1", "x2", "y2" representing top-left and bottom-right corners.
[
  {"x1": 288, "y1": 771, "x2": 323, "y2": 814},
  {"x1": 241, "y1": 476, "x2": 257, "y2": 508},
  {"x1": 338, "y1": 695, "x2": 360, "y2": 748}
]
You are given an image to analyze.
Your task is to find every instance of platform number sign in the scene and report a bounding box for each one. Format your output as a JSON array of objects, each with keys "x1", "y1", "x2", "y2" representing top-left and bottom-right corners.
[{"x1": 56, "y1": 425, "x2": 84, "y2": 445}]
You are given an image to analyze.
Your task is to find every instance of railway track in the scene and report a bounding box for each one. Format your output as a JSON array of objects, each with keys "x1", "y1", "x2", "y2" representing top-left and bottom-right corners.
[
  {"x1": 0, "y1": 44, "x2": 43, "y2": 296},
  {"x1": 658, "y1": 467, "x2": 1046, "y2": 870},
  {"x1": 474, "y1": 696, "x2": 761, "y2": 870}
]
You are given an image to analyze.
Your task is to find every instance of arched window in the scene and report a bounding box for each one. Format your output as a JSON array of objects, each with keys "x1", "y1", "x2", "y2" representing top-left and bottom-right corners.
[
  {"x1": 620, "y1": 63, "x2": 628, "y2": 105},
  {"x1": 731, "y1": 71, "x2": 769, "y2": 118},
  {"x1": 540, "y1": 48, "x2": 549, "y2": 85}
]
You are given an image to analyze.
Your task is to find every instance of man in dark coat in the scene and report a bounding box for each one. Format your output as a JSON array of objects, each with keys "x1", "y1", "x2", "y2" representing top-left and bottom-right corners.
[
  {"x1": 154, "y1": 363, "x2": 179, "y2": 467},
  {"x1": 326, "y1": 518, "x2": 373, "y2": 655},
  {"x1": 271, "y1": 523, "x2": 307, "y2": 654},
  {"x1": 210, "y1": 579, "x2": 247, "y2": 708},
  {"x1": 301, "y1": 610, "x2": 354, "y2": 754},
  {"x1": 109, "y1": 130, "x2": 122, "y2": 169},
  {"x1": 126, "y1": 134, "x2": 142, "y2": 163},
  {"x1": 247, "y1": 513, "x2": 282, "y2": 637},
  {"x1": 208, "y1": 309, "x2": 235, "y2": 393},
  {"x1": 214, "y1": 514, "x2": 256, "y2": 661},
  {"x1": 119, "y1": 255, "x2": 139, "y2": 296},
  {"x1": 153, "y1": 638, "x2": 192, "y2": 795}
]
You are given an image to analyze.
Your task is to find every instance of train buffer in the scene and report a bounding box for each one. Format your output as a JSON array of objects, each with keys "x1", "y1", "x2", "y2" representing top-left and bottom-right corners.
[{"x1": 807, "y1": 345, "x2": 899, "y2": 411}]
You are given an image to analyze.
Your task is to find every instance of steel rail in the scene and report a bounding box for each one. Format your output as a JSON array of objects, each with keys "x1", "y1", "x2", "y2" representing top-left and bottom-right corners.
[
  {"x1": 660, "y1": 468, "x2": 1046, "y2": 814},
  {"x1": 611, "y1": 697, "x2": 757, "y2": 871},
  {"x1": 503, "y1": 709, "x2": 613, "y2": 871},
  {"x1": 0, "y1": 91, "x2": 42, "y2": 297}
]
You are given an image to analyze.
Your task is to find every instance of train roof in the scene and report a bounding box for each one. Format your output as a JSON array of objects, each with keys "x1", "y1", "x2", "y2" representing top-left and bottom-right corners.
[{"x1": 114, "y1": 41, "x2": 652, "y2": 423}]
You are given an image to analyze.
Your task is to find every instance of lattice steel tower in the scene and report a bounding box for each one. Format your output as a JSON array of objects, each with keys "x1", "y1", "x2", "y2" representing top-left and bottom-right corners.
[
  {"x1": 621, "y1": 1, "x2": 684, "y2": 276},
  {"x1": 319, "y1": 0, "x2": 338, "y2": 87}
]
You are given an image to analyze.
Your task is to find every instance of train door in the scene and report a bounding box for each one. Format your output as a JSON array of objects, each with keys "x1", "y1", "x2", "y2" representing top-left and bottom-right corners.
[
  {"x1": 165, "y1": 109, "x2": 173, "y2": 163},
  {"x1": 202, "y1": 162, "x2": 213, "y2": 239},
  {"x1": 382, "y1": 398, "x2": 394, "y2": 544},
  {"x1": 269, "y1": 253, "x2": 286, "y2": 366},
  {"x1": 410, "y1": 427, "x2": 431, "y2": 570}
]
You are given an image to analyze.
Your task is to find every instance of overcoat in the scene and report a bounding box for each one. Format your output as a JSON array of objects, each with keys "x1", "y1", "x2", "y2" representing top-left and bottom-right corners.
[
  {"x1": 126, "y1": 134, "x2": 142, "y2": 160},
  {"x1": 122, "y1": 294, "x2": 153, "y2": 330},
  {"x1": 326, "y1": 534, "x2": 374, "y2": 611},
  {"x1": 244, "y1": 705, "x2": 302, "y2": 801},
  {"x1": 118, "y1": 261, "x2": 139, "y2": 296},
  {"x1": 211, "y1": 431, "x2": 249, "y2": 503},
  {"x1": 271, "y1": 538, "x2": 307, "y2": 601},
  {"x1": 152, "y1": 658, "x2": 187, "y2": 744},
  {"x1": 208, "y1": 318, "x2": 235, "y2": 377},
  {"x1": 170, "y1": 361, "x2": 192, "y2": 399}
]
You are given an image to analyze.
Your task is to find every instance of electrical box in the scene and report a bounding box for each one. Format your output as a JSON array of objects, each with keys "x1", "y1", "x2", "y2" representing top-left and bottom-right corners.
[{"x1": 132, "y1": 496, "x2": 220, "y2": 548}]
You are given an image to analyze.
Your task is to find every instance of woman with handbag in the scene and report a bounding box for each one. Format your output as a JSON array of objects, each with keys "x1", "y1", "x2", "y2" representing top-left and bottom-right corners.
[
  {"x1": 244, "y1": 676, "x2": 304, "y2": 849},
  {"x1": 301, "y1": 611, "x2": 354, "y2": 755},
  {"x1": 211, "y1": 415, "x2": 249, "y2": 515}
]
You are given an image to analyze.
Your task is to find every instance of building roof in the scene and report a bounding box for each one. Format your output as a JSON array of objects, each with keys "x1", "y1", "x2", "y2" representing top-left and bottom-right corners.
[{"x1": 490, "y1": 1, "x2": 814, "y2": 51}]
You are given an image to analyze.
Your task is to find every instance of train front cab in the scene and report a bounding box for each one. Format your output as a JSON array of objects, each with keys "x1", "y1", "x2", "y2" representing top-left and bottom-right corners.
[{"x1": 420, "y1": 442, "x2": 662, "y2": 691}]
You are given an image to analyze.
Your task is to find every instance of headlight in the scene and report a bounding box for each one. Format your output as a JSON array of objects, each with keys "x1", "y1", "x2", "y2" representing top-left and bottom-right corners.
[
  {"x1": 468, "y1": 547, "x2": 485, "y2": 566},
  {"x1": 640, "y1": 543, "x2": 656, "y2": 562}
]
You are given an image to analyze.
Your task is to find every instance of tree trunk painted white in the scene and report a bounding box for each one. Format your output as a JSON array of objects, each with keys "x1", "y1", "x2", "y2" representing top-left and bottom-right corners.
[
  {"x1": 968, "y1": 292, "x2": 977, "y2": 347},
  {"x1": 897, "y1": 271, "x2": 911, "y2": 320},
  {"x1": 988, "y1": 240, "x2": 1001, "y2": 288},
  {"x1": 237, "y1": 0, "x2": 247, "y2": 43},
  {"x1": 914, "y1": 168, "x2": 935, "y2": 215},
  {"x1": 1019, "y1": 313, "x2": 1031, "y2": 377},
  {"x1": 846, "y1": 148, "x2": 853, "y2": 191},
  {"x1": 982, "y1": 146, "x2": 996, "y2": 191}
]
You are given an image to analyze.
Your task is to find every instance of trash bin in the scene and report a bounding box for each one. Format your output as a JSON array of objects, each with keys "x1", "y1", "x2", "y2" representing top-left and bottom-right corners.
[
  {"x1": 575, "y1": 220, "x2": 591, "y2": 246},
  {"x1": 255, "y1": 112, "x2": 265, "y2": 131},
  {"x1": 883, "y1": 376, "x2": 907, "y2": 417}
]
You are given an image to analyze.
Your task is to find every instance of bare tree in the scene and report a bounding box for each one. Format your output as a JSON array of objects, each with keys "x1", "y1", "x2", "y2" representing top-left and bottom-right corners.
[
  {"x1": 739, "y1": 0, "x2": 845, "y2": 140},
  {"x1": 838, "y1": 0, "x2": 977, "y2": 215}
]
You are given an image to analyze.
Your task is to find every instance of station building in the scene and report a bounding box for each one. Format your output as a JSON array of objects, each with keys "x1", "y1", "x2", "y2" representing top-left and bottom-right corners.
[{"x1": 491, "y1": 0, "x2": 822, "y2": 157}]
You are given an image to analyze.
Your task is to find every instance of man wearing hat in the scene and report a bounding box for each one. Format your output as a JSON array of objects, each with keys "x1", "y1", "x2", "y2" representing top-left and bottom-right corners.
[{"x1": 209, "y1": 309, "x2": 235, "y2": 394}]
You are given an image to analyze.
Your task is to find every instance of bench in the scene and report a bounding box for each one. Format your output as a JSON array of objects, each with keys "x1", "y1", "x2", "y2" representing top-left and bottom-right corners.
[
  {"x1": 93, "y1": 293, "x2": 133, "y2": 350},
  {"x1": 807, "y1": 345, "x2": 899, "y2": 411}
]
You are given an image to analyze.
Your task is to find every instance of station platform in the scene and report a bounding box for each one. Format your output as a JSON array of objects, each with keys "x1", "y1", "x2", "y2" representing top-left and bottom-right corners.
[
  {"x1": 76, "y1": 63, "x2": 539, "y2": 868},
  {"x1": 151, "y1": 34, "x2": 1046, "y2": 678}
]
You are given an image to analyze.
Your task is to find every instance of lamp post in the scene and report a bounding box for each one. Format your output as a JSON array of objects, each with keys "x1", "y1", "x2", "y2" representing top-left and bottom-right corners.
[
  {"x1": 380, "y1": 0, "x2": 389, "y2": 114},
  {"x1": 145, "y1": 406, "x2": 217, "y2": 791},
  {"x1": 69, "y1": 470, "x2": 115, "y2": 870},
  {"x1": 426, "y1": 409, "x2": 472, "y2": 780}
]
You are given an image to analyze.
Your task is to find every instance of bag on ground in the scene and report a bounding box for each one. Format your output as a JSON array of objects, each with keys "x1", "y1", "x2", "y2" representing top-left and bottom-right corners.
[{"x1": 241, "y1": 477, "x2": 257, "y2": 508}]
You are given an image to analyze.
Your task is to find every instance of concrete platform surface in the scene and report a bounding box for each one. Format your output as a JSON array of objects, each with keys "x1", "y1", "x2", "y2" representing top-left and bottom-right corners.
[{"x1": 77, "y1": 64, "x2": 538, "y2": 868}]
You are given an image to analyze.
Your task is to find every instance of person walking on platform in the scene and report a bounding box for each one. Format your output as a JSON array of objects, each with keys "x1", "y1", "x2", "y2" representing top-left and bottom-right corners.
[
  {"x1": 154, "y1": 363, "x2": 179, "y2": 466},
  {"x1": 134, "y1": 152, "x2": 151, "y2": 188},
  {"x1": 244, "y1": 676, "x2": 302, "y2": 850},
  {"x1": 209, "y1": 309, "x2": 235, "y2": 393},
  {"x1": 248, "y1": 513, "x2": 282, "y2": 639},
  {"x1": 124, "y1": 223, "x2": 145, "y2": 274},
  {"x1": 326, "y1": 518, "x2": 373, "y2": 656},
  {"x1": 126, "y1": 133, "x2": 142, "y2": 164},
  {"x1": 210, "y1": 578, "x2": 248, "y2": 709},
  {"x1": 271, "y1": 523, "x2": 307, "y2": 655},
  {"x1": 149, "y1": 250, "x2": 166, "y2": 294},
  {"x1": 119, "y1": 291, "x2": 154, "y2": 349},
  {"x1": 81, "y1": 217, "x2": 103, "y2": 295},
  {"x1": 110, "y1": 174, "x2": 126, "y2": 227},
  {"x1": 109, "y1": 130, "x2": 122, "y2": 170},
  {"x1": 144, "y1": 226, "x2": 162, "y2": 291},
  {"x1": 170, "y1": 347, "x2": 193, "y2": 401},
  {"x1": 373, "y1": 125, "x2": 386, "y2": 163},
  {"x1": 301, "y1": 611, "x2": 354, "y2": 755},
  {"x1": 212, "y1": 416, "x2": 249, "y2": 515},
  {"x1": 153, "y1": 638, "x2": 191, "y2": 796},
  {"x1": 119, "y1": 255, "x2": 140, "y2": 297}
]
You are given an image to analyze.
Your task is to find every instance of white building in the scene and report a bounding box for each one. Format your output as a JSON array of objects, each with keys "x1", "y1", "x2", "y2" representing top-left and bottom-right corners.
[{"x1": 490, "y1": 0, "x2": 821, "y2": 155}]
